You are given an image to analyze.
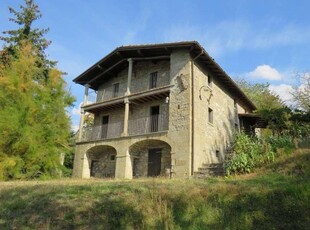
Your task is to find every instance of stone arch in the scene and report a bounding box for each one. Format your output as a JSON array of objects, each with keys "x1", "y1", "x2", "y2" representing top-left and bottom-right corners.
[
  {"x1": 129, "y1": 140, "x2": 171, "y2": 178},
  {"x1": 86, "y1": 145, "x2": 117, "y2": 178}
]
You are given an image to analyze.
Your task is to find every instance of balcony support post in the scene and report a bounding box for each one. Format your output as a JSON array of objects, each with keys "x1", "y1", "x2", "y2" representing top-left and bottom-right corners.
[
  {"x1": 122, "y1": 98, "x2": 130, "y2": 136},
  {"x1": 126, "y1": 58, "x2": 133, "y2": 95},
  {"x1": 78, "y1": 84, "x2": 90, "y2": 141},
  {"x1": 122, "y1": 59, "x2": 133, "y2": 136}
]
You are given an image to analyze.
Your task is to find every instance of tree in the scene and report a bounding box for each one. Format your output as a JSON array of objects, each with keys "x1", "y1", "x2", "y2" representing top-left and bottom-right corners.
[
  {"x1": 0, "y1": 1, "x2": 75, "y2": 180},
  {"x1": 236, "y1": 79, "x2": 290, "y2": 135},
  {"x1": 236, "y1": 79, "x2": 310, "y2": 139},
  {"x1": 236, "y1": 79, "x2": 284, "y2": 112},
  {"x1": 0, "y1": 43, "x2": 74, "y2": 180},
  {"x1": 0, "y1": 0, "x2": 55, "y2": 77},
  {"x1": 292, "y1": 73, "x2": 310, "y2": 113}
]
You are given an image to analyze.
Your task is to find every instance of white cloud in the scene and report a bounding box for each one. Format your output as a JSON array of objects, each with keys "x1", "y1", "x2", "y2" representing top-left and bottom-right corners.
[
  {"x1": 269, "y1": 84, "x2": 294, "y2": 105},
  {"x1": 71, "y1": 102, "x2": 83, "y2": 116},
  {"x1": 248, "y1": 65, "x2": 283, "y2": 81},
  {"x1": 163, "y1": 21, "x2": 248, "y2": 57},
  {"x1": 252, "y1": 24, "x2": 310, "y2": 49},
  {"x1": 72, "y1": 107, "x2": 81, "y2": 115},
  {"x1": 71, "y1": 100, "x2": 94, "y2": 116},
  {"x1": 163, "y1": 20, "x2": 310, "y2": 58}
]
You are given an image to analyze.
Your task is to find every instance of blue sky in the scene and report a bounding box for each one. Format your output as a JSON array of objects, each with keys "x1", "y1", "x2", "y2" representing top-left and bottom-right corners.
[{"x1": 1, "y1": 0, "x2": 309, "y2": 130}]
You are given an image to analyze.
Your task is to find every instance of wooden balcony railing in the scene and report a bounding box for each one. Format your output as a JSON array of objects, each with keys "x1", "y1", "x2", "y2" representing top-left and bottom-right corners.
[
  {"x1": 81, "y1": 121, "x2": 123, "y2": 141},
  {"x1": 128, "y1": 114, "x2": 169, "y2": 136},
  {"x1": 81, "y1": 114, "x2": 168, "y2": 142}
]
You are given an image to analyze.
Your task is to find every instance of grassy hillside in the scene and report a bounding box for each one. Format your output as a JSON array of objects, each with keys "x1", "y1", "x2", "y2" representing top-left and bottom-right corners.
[{"x1": 1, "y1": 149, "x2": 310, "y2": 230}]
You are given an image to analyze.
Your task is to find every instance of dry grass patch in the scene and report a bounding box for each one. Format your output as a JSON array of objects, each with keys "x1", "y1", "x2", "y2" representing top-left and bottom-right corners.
[{"x1": 0, "y1": 150, "x2": 309, "y2": 229}]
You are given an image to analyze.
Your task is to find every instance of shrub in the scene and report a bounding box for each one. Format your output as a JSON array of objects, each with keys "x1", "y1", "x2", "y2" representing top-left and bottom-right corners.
[
  {"x1": 266, "y1": 135, "x2": 295, "y2": 155},
  {"x1": 226, "y1": 132, "x2": 298, "y2": 176},
  {"x1": 226, "y1": 133, "x2": 259, "y2": 175},
  {"x1": 226, "y1": 133, "x2": 277, "y2": 175}
]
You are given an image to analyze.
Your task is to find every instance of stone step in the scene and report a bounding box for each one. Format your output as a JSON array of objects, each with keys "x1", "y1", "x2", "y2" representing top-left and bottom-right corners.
[
  {"x1": 194, "y1": 163, "x2": 225, "y2": 178},
  {"x1": 197, "y1": 168, "x2": 224, "y2": 173},
  {"x1": 201, "y1": 163, "x2": 224, "y2": 168}
]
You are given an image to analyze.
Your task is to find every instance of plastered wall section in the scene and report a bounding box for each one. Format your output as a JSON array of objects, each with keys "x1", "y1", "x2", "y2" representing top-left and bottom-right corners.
[
  {"x1": 167, "y1": 50, "x2": 192, "y2": 178},
  {"x1": 96, "y1": 60, "x2": 170, "y2": 102},
  {"x1": 192, "y1": 62, "x2": 249, "y2": 171},
  {"x1": 128, "y1": 99, "x2": 169, "y2": 135},
  {"x1": 92, "y1": 107, "x2": 124, "y2": 139}
]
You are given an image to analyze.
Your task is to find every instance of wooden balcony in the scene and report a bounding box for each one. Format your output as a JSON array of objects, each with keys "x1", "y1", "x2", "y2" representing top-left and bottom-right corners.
[
  {"x1": 81, "y1": 114, "x2": 168, "y2": 142},
  {"x1": 82, "y1": 85, "x2": 171, "y2": 113}
]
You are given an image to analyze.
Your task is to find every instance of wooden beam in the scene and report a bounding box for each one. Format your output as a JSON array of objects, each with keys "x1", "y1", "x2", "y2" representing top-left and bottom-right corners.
[
  {"x1": 137, "y1": 49, "x2": 144, "y2": 57},
  {"x1": 88, "y1": 59, "x2": 127, "y2": 84}
]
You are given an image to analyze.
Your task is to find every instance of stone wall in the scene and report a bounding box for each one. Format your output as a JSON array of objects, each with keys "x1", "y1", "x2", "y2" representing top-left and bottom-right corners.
[
  {"x1": 73, "y1": 48, "x2": 253, "y2": 180},
  {"x1": 96, "y1": 60, "x2": 170, "y2": 102},
  {"x1": 130, "y1": 61, "x2": 170, "y2": 93},
  {"x1": 192, "y1": 61, "x2": 250, "y2": 171},
  {"x1": 167, "y1": 49, "x2": 192, "y2": 177},
  {"x1": 73, "y1": 132, "x2": 172, "y2": 179},
  {"x1": 87, "y1": 145, "x2": 117, "y2": 178},
  {"x1": 130, "y1": 140, "x2": 171, "y2": 177}
]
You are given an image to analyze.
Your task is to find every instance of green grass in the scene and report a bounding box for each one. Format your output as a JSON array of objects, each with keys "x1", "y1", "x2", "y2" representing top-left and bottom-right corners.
[{"x1": 1, "y1": 149, "x2": 310, "y2": 229}]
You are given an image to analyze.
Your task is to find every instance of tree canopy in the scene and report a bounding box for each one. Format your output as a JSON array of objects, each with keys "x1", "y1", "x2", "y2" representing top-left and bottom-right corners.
[
  {"x1": 236, "y1": 79, "x2": 310, "y2": 139},
  {"x1": 0, "y1": 0, "x2": 75, "y2": 180},
  {"x1": 292, "y1": 73, "x2": 310, "y2": 113},
  {"x1": 0, "y1": 0, "x2": 55, "y2": 76},
  {"x1": 236, "y1": 79, "x2": 284, "y2": 112}
]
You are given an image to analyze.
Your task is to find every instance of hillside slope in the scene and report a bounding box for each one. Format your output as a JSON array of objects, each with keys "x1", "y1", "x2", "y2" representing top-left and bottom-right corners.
[{"x1": 0, "y1": 149, "x2": 309, "y2": 229}]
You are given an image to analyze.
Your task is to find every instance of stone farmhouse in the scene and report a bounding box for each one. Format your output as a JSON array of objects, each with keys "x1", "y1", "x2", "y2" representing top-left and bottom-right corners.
[{"x1": 72, "y1": 41, "x2": 260, "y2": 179}]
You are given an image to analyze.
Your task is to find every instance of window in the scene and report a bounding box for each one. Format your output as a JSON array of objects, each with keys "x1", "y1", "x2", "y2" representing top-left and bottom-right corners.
[
  {"x1": 150, "y1": 72, "x2": 158, "y2": 89},
  {"x1": 101, "y1": 115, "x2": 109, "y2": 139},
  {"x1": 110, "y1": 155, "x2": 115, "y2": 161},
  {"x1": 150, "y1": 105, "x2": 160, "y2": 132},
  {"x1": 215, "y1": 150, "x2": 220, "y2": 158},
  {"x1": 208, "y1": 75, "x2": 212, "y2": 88},
  {"x1": 208, "y1": 107, "x2": 213, "y2": 124},
  {"x1": 112, "y1": 83, "x2": 119, "y2": 98}
]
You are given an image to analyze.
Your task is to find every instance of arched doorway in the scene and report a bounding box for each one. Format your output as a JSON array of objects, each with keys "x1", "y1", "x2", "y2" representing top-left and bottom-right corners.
[
  {"x1": 129, "y1": 140, "x2": 171, "y2": 178},
  {"x1": 86, "y1": 145, "x2": 117, "y2": 178}
]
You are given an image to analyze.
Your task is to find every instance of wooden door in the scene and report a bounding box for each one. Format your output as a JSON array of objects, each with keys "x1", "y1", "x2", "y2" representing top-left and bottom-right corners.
[
  {"x1": 148, "y1": 148, "x2": 162, "y2": 176},
  {"x1": 101, "y1": 115, "x2": 109, "y2": 139},
  {"x1": 150, "y1": 106, "x2": 159, "y2": 132}
]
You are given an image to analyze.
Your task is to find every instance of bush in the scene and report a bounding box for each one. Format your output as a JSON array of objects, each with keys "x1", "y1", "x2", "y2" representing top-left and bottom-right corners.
[
  {"x1": 225, "y1": 133, "x2": 277, "y2": 175},
  {"x1": 226, "y1": 133, "x2": 298, "y2": 176},
  {"x1": 266, "y1": 135, "x2": 295, "y2": 155},
  {"x1": 226, "y1": 133, "x2": 259, "y2": 175}
]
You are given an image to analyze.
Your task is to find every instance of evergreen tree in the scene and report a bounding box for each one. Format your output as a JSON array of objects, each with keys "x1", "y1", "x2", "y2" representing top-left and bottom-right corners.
[
  {"x1": 0, "y1": 1, "x2": 75, "y2": 180},
  {"x1": 0, "y1": 0, "x2": 55, "y2": 76}
]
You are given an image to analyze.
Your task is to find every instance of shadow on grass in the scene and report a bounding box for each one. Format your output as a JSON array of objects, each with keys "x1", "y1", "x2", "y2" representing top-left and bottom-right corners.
[
  {"x1": 0, "y1": 174, "x2": 309, "y2": 229},
  {"x1": 0, "y1": 183, "x2": 147, "y2": 229}
]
